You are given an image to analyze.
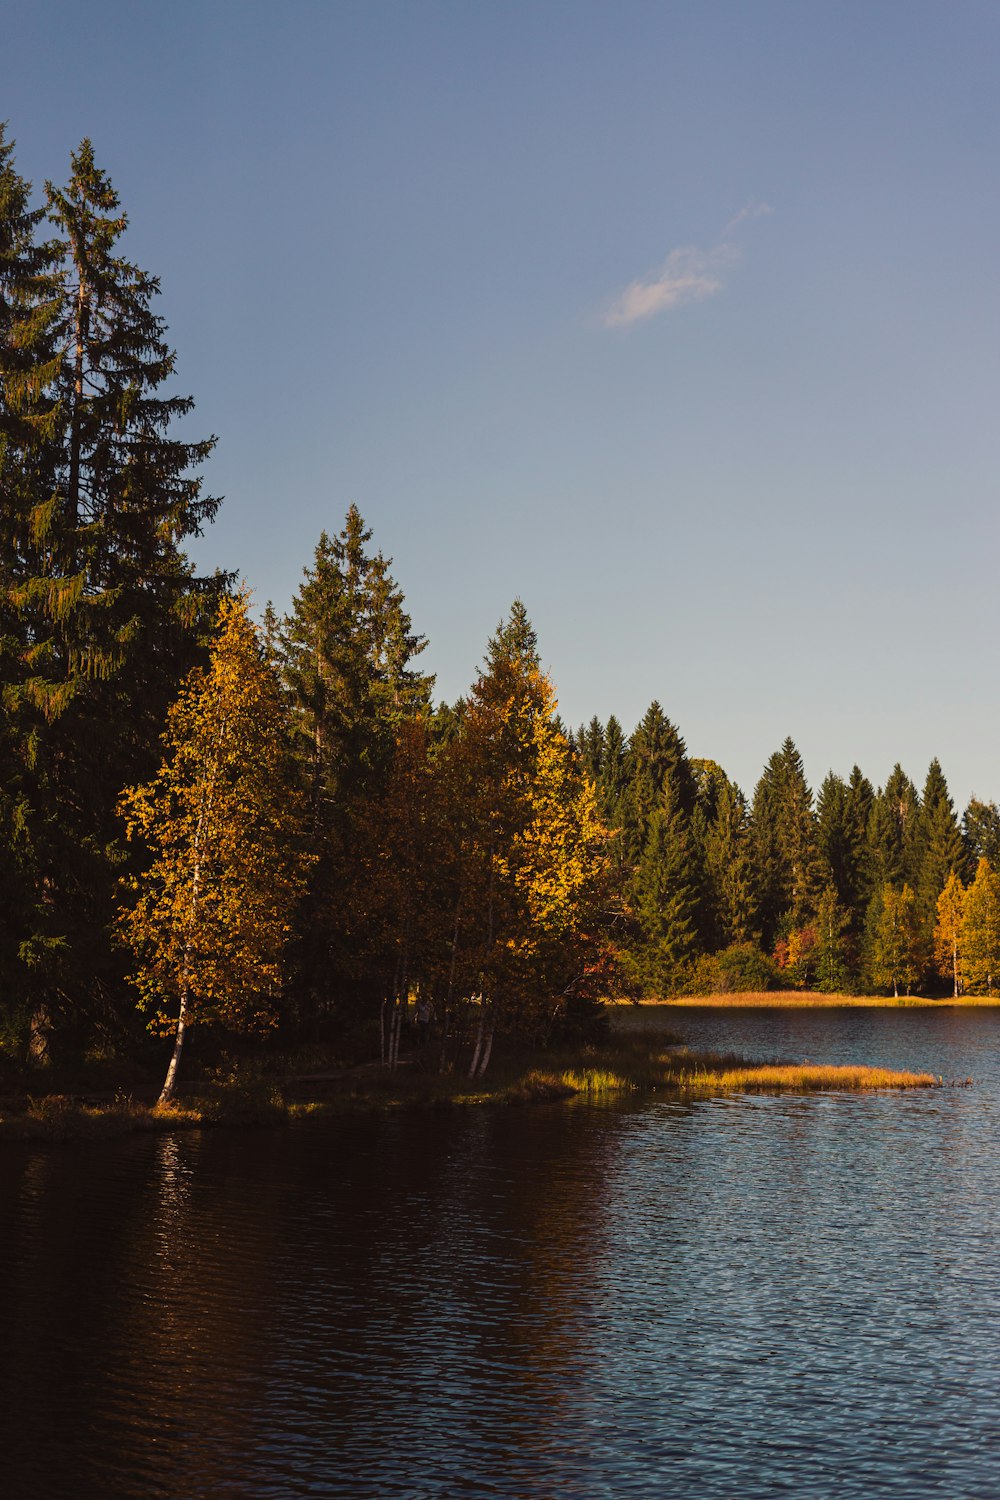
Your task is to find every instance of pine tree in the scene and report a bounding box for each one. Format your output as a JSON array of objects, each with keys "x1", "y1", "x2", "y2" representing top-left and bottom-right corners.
[
  {"x1": 697, "y1": 765, "x2": 756, "y2": 947},
  {"x1": 961, "y1": 858, "x2": 1000, "y2": 997},
  {"x1": 751, "y1": 738, "x2": 824, "y2": 945},
  {"x1": 2, "y1": 137, "x2": 222, "y2": 1051},
  {"x1": 863, "y1": 766, "x2": 920, "y2": 900},
  {"x1": 278, "y1": 509, "x2": 433, "y2": 1014},
  {"x1": 933, "y1": 872, "x2": 966, "y2": 997},
  {"x1": 962, "y1": 799, "x2": 1000, "y2": 872},
  {"x1": 914, "y1": 760, "x2": 964, "y2": 949},
  {"x1": 626, "y1": 792, "x2": 700, "y2": 994},
  {"x1": 0, "y1": 125, "x2": 63, "y2": 1043},
  {"x1": 624, "y1": 702, "x2": 696, "y2": 858},
  {"x1": 118, "y1": 595, "x2": 311, "y2": 1102}
]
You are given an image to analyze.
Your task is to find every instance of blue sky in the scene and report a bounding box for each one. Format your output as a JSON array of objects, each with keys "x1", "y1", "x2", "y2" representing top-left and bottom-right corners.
[{"x1": 5, "y1": 1, "x2": 1000, "y2": 806}]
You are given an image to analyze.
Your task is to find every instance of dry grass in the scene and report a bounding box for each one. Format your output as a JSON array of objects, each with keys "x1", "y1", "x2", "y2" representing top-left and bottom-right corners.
[
  {"x1": 672, "y1": 1059, "x2": 939, "y2": 1092},
  {"x1": 0, "y1": 1019, "x2": 945, "y2": 1141},
  {"x1": 634, "y1": 991, "x2": 1000, "y2": 1009}
]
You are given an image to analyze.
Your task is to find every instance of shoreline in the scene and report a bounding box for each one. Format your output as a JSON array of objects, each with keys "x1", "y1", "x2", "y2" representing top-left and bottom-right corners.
[
  {"x1": 0, "y1": 1028, "x2": 943, "y2": 1144},
  {"x1": 629, "y1": 991, "x2": 1000, "y2": 1009}
]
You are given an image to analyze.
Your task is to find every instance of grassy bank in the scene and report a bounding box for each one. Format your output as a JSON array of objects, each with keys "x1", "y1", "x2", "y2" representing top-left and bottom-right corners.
[
  {"x1": 0, "y1": 1024, "x2": 942, "y2": 1142},
  {"x1": 635, "y1": 991, "x2": 1000, "y2": 1008}
]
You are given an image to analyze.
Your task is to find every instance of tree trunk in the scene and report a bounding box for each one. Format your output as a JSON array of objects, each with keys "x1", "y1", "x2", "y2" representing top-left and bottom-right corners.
[
  {"x1": 468, "y1": 996, "x2": 486, "y2": 1079},
  {"x1": 476, "y1": 1015, "x2": 495, "y2": 1078},
  {"x1": 158, "y1": 989, "x2": 189, "y2": 1105},
  {"x1": 68, "y1": 267, "x2": 87, "y2": 527}
]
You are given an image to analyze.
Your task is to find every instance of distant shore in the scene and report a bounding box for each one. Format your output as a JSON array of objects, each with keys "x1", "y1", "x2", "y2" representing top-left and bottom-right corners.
[{"x1": 627, "y1": 991, "x2": 1000, "y2": 1009}]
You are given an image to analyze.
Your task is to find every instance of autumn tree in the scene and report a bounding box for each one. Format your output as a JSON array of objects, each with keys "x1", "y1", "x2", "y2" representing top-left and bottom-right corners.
[
  {"x1": 118, "y1": 595, "x2": 310, "y2": 1102},
  {"x1": 435, "y1": 603, "x2": 611, "y2": 1071},
  {"x1": 814, "y1": 885, "x2": 851, "y2": 993},
  {"x1": 961, "y1": 858, "x2": 1000, "y2": 997},
  {"x1": 933, "y1": 872, "x2": 966, "y2": 998},
  {"x1": 865, "y1": 884, "x2": 919, "y2": 998}
]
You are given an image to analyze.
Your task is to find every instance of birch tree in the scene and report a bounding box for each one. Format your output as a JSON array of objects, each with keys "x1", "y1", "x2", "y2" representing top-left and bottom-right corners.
[{"x1": 118, "y1": 595, "x2": 310, "y2": 1102}]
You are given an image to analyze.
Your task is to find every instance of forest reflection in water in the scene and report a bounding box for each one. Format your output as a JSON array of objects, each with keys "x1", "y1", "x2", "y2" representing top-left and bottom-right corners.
[{"x1": 2, "y1": 1008, "x2": 1000, "y2": 1498}]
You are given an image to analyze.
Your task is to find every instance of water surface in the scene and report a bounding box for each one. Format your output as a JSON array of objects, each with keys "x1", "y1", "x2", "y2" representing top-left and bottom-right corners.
[{"x1": 3, "y1": 1008, "x2": 1000, "y2": 1498}]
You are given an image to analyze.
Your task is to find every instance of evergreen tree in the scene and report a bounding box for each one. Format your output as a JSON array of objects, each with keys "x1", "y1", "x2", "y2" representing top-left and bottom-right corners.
[
  {"x1": 279, "y1": 509, "x2": 433, "y2": 1014},
  {"x1": 697, "y1": 764, "x2": 756, "y2": 947},
  {"x1": 1, "y1": 137, "x2": 222, "y2": 1052},
  {"x1": 962, "y1": 798, "x2": 1000, "y2": 872},
  {"x1": 961, "y1": 858, "x2": 1000, "y2": 996},
  {"x1": 626, "y1": 791, "x2": 700, "y2": 994},
  {"x1": 624, "y1": 702, "x2": 696, "y2": 859},
  {"x1": 914, "y1": 760, "x2": 964, "y2": 945},
  {"x1": 863, "y1": 766, "x2": 920, "y2": 900},
  {"x1": 750, "y1": 738, "x2": 823, "y2": 946}
]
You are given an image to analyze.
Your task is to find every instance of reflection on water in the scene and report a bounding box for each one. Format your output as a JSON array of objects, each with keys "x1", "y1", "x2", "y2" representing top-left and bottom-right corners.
[{"x1": 2, "y1": 1010, "x2": 1000, "y2": 1497}]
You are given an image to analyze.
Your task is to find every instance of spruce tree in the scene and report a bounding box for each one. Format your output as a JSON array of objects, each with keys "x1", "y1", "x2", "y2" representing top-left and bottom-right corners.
[
  {"x1": 279, "y1": 509, "x2": 433, "y2": 1014},
  {"x1": 2, "y1": 136, "x2": 222, "y2": 1052},
  {"x1": 914, "y1": 760, "x2": 964, "y2": 943},
  {"x1": 627, "y1": 792, "x2": 700, "y2": 994},
  {"x1": 962, "y1": 799, "x2": 1000, "y2": 872},
  {"x1": 750, "y1": 738, "x2": 823, "y2": 946}
]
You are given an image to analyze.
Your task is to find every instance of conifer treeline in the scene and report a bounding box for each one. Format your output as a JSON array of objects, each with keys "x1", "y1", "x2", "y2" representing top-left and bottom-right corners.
[
  {"x1": 571, "y1": 711, "x2": 999, "y2": 996},
  {"x1": 2, "y1": 129, "x2": 998, "y2": 1087}
]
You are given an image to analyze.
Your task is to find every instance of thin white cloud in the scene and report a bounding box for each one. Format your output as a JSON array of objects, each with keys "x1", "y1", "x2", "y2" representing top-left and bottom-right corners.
[{"x1": 602, "y1": 201, "x2": 771, "y2": 330}]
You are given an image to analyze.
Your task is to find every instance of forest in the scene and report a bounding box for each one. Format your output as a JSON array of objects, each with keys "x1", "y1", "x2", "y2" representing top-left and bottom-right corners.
[{"x1": 2, "y1": 130, "x2": 999, "y2": 1100}]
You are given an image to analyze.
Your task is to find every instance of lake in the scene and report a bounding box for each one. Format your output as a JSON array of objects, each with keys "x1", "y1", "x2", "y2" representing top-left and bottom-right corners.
[{"x1": 3, "y1": 1007, "x2": 1000, "y2": 1498}]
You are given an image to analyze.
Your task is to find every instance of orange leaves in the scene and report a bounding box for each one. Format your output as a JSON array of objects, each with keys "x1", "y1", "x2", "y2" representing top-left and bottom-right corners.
[{"x1": 117, "y1": 592, "x2": 311, "y2": 1034}]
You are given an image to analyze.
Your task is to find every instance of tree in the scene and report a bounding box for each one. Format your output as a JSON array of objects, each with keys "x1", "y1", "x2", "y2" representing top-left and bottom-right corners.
[
  {"x1": 118, "y1": 595, "x2": 310, "y2": 1103},
  {"x1": 863, "y1": 766, "x2": 921, "y2": 900},
  {"x1": 963, "y1": 798, "x2": 1000, "y2": 872},
  {"x1": 814, "y1": 885, "x2": 851, "y2": 993},
  {"x1": 1, "y1": 136, "x2": 223, "y2": 1053},
  {"x1": 626, "y1": 792, "x2": 700, "y2": 994},
  {"x1": 750, "y1": 738, "x2": 824, "y2": 944},
  {"x1": 434, "y1": 603, "x2": 611, "y2": 1069},
  {"x1": 698, "y1": 767, "x2": 756, "y2": 947},
  {"x1": 961, "y1": 858, "x2": 1000, "y2": 997},
  {"x1": 278, "y1": 509, "x2": 433, "y2": 1015},
  {"x1": 865, "y1": 884, "x2": 919, "y2": 998},
  {"x1": 914, "y1": 760, "x2": 964, "y2": 938},
  {"x1": 933, "y1": 872, "x2": 966, "y2": 998}
]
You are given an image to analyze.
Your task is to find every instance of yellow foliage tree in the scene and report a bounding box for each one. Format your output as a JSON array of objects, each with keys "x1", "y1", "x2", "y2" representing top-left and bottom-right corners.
[
  {"x1": 439, "y1": 605, "x2": 612, "y2": 1072},
  {"x1": 961, "y1": 857, "x2": 1000, "y2": 996},
  {"x1": 118, "y1": 594, "x2": 311, "y2": 1102},
  {"x1": 933, "y1": 871, "x2": 966, "y2": 997}
]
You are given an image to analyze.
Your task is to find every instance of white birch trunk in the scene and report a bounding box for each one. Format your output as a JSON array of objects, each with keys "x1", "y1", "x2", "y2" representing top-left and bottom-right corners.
[
  {"x1": 476, "y1": 1016, "x2": 494, "y2": 1079},
  {"x1": 468, "y1": 996, "x2": 485, "y2": 1079}
]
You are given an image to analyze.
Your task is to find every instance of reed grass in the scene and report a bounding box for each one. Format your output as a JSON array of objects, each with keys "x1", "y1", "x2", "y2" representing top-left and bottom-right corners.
[
  {"x1": 638, "y1": 991, "x2": 1000, "y2": 1008},
  {"x1": 672, "y1": 1060, "x2": 938, "y2": 1092}
]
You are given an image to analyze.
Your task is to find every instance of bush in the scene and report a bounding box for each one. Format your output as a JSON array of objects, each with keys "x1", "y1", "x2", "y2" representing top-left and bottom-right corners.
[{"x1": 715, "y1": 942, "x2": 778, "y2": 993}]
